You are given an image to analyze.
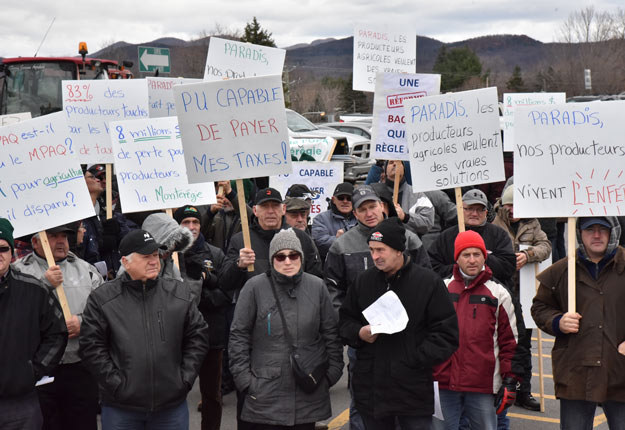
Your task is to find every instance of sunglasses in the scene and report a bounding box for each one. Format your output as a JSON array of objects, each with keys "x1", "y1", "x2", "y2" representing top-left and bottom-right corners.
[
  {"x1": 273, "y1": 252, "x2": 301, "y2": 262},
  {"x1": 336, "y1": 195, "x2": 351, "y2": 202},
  {"x1": 0, "y1": 246, "x2": 11, "y2": 253}
]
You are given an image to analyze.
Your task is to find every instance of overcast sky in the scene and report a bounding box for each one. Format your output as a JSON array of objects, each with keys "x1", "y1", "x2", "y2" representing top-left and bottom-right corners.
[{"x1": 1, "y1": 1, "x2": 622, "y2": 58}]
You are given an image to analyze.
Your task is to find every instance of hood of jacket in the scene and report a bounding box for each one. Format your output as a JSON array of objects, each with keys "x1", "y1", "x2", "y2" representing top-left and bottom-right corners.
[{"x1": 142, "y1": 213, "x2": 194, "y2": 254}]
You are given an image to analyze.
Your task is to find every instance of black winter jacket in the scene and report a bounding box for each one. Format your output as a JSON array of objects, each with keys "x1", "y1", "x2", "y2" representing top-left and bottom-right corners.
[
  {"x1": 79, "y1": 273, "x2": 209, "y2": 412},
  {"x1": 0, "y1": 267, "x2": 67, "y2": 398},
  {"x1": 339, "y1": 258, "x2": 458, "y2": 418}
]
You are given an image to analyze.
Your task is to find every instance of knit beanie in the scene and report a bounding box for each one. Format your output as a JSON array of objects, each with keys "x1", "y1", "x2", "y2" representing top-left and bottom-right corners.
[
  {"x1": 501, "y1": 186, "x2": 514, "y2": 205},
  {"x1": 454, "y1": 230, "x2": 487, "y2": 260},
  {"x1": 174, "y1": 205, "x2": 202, "y2": 224},
  {"x1": 269, "y1": 229, "x2": 304, "y2": 263},
  {"x1": 0, "y1": 218, "x2": 14, "y2": 253},
  {"x1": 369, "y1": 218, "x2": 406, "y2": 252}
]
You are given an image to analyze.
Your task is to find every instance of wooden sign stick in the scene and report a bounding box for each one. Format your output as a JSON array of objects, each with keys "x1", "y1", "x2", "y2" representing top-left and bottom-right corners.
[
  {"x1": 236, "y1": 179, "x2": 254, "y2": 272},
  {"x1": 165, "y1": 208, "x2": 180, "y2": 270},
  {"x1": 105, "y1": 164, "x2": 113, "y2": 220},
  {"x1": 39, "y1": 231, "x2": 72, "y2": 321},
  {"x1": 567, "y1": 217, "x2": 576, "y2": 313},
  {"x1": 534, "y1": 263, "x2": 546, "y2": 413},
  {"x1": 454, "y1": 187, "x2": 465, "y2": 233},
  {"x1": 393, "y1": 166, "x2": 400, "y2": 206}
]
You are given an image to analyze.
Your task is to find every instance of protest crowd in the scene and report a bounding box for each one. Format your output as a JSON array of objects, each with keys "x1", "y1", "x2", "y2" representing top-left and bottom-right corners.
[{"x1": 2, "y1": 32, "x2": 625, "y2": 430}]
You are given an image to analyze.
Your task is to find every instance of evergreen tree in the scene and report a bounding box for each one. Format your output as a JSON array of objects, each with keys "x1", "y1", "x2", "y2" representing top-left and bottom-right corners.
[
  {"x1": 241, "y1": 17, "x2": 276, "y2": 47},
  {"x1": 506, "y1": 65, "x2": 526, "y2": 92},
  {"x1": 339, "y1": 75, "x2": 368, "y2": 113},
  {"x1": 433, "y1": 46, "x2": 483, "y2": 92}
]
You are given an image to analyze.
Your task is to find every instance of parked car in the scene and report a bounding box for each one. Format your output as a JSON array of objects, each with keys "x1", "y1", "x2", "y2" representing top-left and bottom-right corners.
[{"x1": 320, "y1": 122, "x2": 372, "y2": 140}]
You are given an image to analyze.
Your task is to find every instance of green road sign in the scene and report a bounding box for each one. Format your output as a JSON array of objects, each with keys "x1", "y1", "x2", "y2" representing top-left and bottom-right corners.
[{"x1": 138, "y1": 46, "x2": 170, "y2": 73}]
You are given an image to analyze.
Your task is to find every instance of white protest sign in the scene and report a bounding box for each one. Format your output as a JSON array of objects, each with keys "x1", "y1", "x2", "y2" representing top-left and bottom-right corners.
[
  {"x1": 147, "y1": 77, "x2": 201, "y2": 118},
  {"x1": 371, "y1": 72, "x2": 441, "y2": 160},
  {"x1": 404, "y1": 87, "x2": 504, "y2": 192},
  {"x1": 519, "y1": 245, "x2": 552, "y2": 329},
  {"x1": 109, "y1": 116, "x2": 216, "y2": 213},
  {"x1": 62, "y1": 79, "x2": 149, "y2": 164},
  {"x1": 514, "y1": 101, "x2": 625, "y2": 218},
  {"x1": 269, "y1": 161, "x2": 343, "y2": 219},
  {"x1": 173, "y1": 75, "x2": 292, "y2": 183},
  {"x1": 204, "y1": 37, "x2": 286, "y2": 81},
  {"x1": 0, "y1": 112, "x2": 94, "y2": 237},
  {"x1": 353, "y1": 25, "x2": 416, "y2": 92},
  {"x1": 290, "y1": 137, "x2": 335, "y2": 161},
  {"x1": 0, "y1": 112, "x2": 32, "y2": 126},
  {"x1": 503, "y1": 92, "x2": 566, "y2": 151}
]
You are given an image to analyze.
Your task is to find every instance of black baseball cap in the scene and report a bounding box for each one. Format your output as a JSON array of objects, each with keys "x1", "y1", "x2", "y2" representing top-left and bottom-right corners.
[
  {"x1": 119, "y1": 229, "x2": 166, "y2": 257},
  {"x1": 255, "y1": 188, "x2": 283, "y2": 205},
  {"x1": 333, "y1": 182, "x2": 354, "y2": 197},
  {"x1": 47, "y1": 224, "x2": 75, "y2": 234}
]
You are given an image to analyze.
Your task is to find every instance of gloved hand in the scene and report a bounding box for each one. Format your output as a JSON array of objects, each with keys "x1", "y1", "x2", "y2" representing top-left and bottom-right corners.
[
  {"x1": 184, "y1": 254, "x2": 208, "y2": 280},
  {"x1": 494, "y1": 377, "x2": 518, "y2": 414}
]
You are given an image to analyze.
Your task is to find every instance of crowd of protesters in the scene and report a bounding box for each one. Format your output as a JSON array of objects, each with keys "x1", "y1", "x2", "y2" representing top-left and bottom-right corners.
[{"x1": 1, "y1": 160, "x2": 624, "y2": 430}]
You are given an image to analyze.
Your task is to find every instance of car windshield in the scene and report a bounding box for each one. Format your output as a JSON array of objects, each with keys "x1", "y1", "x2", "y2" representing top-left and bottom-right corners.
[
  {"x1": 2, "y1": 61, "x2": 75, "y2": 117},
  {"x1": 286, "y1": 110, "x2": 319, "y2": 132}
]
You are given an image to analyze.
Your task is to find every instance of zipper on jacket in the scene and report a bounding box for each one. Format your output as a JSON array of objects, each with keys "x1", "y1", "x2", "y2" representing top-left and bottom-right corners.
[
  {"x1": 142, "y1": 284, "x2": 155, "y2": 411},
  {"x1": 364, "y1": 257, "x2": 368, "y2": 270},
  {"x1": 157, "y1": 310, "x2": 165, "y2": 342}
]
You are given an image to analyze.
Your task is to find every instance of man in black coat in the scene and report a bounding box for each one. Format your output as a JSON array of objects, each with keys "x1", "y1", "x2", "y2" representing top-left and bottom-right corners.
[{"x1": 339, "y1": 218, "x2": 458, "y2": 430}]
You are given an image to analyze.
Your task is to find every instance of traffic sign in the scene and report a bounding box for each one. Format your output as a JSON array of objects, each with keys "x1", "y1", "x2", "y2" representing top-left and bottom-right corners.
[{"x1": 138, "y1": 46, "x2": 170, "y2": 73}]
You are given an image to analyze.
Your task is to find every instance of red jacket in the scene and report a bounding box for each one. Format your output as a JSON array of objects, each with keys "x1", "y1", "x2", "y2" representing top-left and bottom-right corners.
[{"x1": 433, "y1": 264, "x2": 519, "y2": 394}]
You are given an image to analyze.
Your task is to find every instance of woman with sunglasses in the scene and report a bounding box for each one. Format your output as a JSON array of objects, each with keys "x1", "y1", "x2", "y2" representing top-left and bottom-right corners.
[{"x1": 229, "y1": 228, "x2": 344, "y2": 430}]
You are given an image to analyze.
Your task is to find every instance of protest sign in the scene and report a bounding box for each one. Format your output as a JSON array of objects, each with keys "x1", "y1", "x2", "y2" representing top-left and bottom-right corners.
[
  {"x1": 269, "y1": 161, "x2": 343, "y2": 219},
  {"x1": 62, "y1": 79, "x2": 149, "y2": 163},
  {"x1": 0, "y1": 112, "x2": 94, "y2": 238},
  {"x1": 513, "y1": 100, "x2": 625, "y2": 218},
  {"x1": 353, "y1": 25, "x2": 416, "y2": 92},
  {"x1": 173, "y1": 75, "x2": 292, "y2": 183},
  {"x1": 404, "y1": 87, "x2": 504, "y2": 192},
  {"x1": 502, "y1": 92, "x2": 566, "y2": 151},
  {"x1": 371, "y1": 72, "x2": 441, "y2": 160},
  {"x1": 110, "y1": 116, "x2": 216, "y2": 213},
  {"x1": 204, "y1": 37, "x2": 286, "y2": 81},
  {"x1": 147, "y1": 77, "x2": 201, "y2": 118},
  {"x1": 519, "y1": 245, "x2": 551, "y2": 329},
  {"x1": 0, "y1": 112, "x2": 31, "y2": 126},
  {"x1": 289, "y1": 137, "x2": 336, "y2": 161}
]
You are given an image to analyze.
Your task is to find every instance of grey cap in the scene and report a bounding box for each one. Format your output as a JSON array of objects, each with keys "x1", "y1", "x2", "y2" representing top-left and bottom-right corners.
[
  {"x1": 462, "y1": 189, "x2": 488, "y2": 207},
  {"x1": 269, "y1": 229, "x2": 304, "y2": 263},
  {"x1": 352, "y1": 185, "x2": 381, "y2": 209}
]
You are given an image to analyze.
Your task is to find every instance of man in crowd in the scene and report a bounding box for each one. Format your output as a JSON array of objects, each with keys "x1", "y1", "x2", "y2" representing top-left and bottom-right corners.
[
  {"x1": 312, "y1": 182, "x2": 357, "y2": 261},
  {"x1": 432, "y1": 231, "x2": 522, "y2": 430},
  {"x1": 532, "y1": 217, "x2": 625, "y2": 428},
  {"x1": 175, "y1": 205, "x2": 230, "y2": 430},
  {"x1": 0, "y1": 218, "x2": 68, "y2": 430},
  {"x1": 14, "y1": 225, "x2": 103, "y2": 430},
  {"x1": 221, "y1": 187, "x2": 322, "y2": 293},
  {"x1": 283, "y1": 184, "x2": 316, "y2": 233},
  {"x1": 79, "y1": 229, "x2": 209, "y2": 430},
  {"x1": 381, "y1": 160, "x2": 434, "y2": 236},
  {"x1": 493, "y1": 185, "x2": 551, "y2": 411},
  {"x1": 339, "y1": 218, "x2": 458, "y2": 430}
]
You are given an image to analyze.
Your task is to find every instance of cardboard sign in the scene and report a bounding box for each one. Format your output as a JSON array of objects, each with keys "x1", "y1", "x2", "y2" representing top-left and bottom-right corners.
[
  {"x1": 371, "y1": 72, "x2": 441, "y2": 160},
  {"x1": 290, "y1": 137, "x2": 335, "y2": 161},
  {"x1": 203, "y1": 37, "x2": 286, "y2": 81},
  {"x1": 62, "y1": 79, "x2": 149, "y2": 163},
  {"x1": 503, "y1": 92, "x2": 566, "y2": 151},
  {"x1": 0, "y1": 112, "x2": 32, "y2": 126},
  {"x1": 519, "y1": 245, "x2": 552, "y2": 329},
  {"x1": 514, "y1": 100, "x2": 625, "y2": 217},
  {"x1": 173, "y1": 75, "x2": 292, "y2": 183},
  {"x1": 109, "y1": 116, "x2": 216, "y2": 213},
  {"x1": 0, "y1": 112, "x2": 94, "y2": 237},
  {"x1": 353, "y1": 25, "x2": 417, "y2": 92},
  {"x1": 269, "y1": 162, "x2": 344, "y2": 219},
  {"x1": 404, "y1": 87, "x2": 504, "y2": 192},
  {"x1": 147, "y1": 77, "x2": 201, "y2": 118}
]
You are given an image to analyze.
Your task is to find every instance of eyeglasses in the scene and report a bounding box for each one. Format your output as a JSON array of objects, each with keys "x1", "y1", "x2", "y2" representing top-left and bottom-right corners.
[
  {"x1": 336, "y1": 195, "x2": 351, "y2": 202},
  {"x1": 0, "y1": 246, "x2": 11, "y2": 253},
  {"x1": 463, "y1": 206, "x2": 486, "y2": 213},
  {"x1": 274, "y1": 252, "x2": 301, "y2": 262}
]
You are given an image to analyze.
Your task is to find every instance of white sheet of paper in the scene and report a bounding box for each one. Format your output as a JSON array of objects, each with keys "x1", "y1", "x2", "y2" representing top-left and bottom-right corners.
[
  {"x1": 519, "y1": 245, "x2": 552, "y2": 329},
  {"x1": 36, "y1": 376, "x2": 54, "y2": 387},
  {"x1": 362, "y1": 291, "x2": 409, "y2": 335},
  {"x1": 433, "y1": 381, "x2": 444, "y2": 420}
]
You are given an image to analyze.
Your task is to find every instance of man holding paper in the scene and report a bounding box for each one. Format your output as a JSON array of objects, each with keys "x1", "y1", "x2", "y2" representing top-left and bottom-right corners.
[
  {"x1": 532, "y1": 217, "x2": 625, "y2": 429},
  {"x1": 339, "y1": 218, "x2": 458, "y2": 430}
]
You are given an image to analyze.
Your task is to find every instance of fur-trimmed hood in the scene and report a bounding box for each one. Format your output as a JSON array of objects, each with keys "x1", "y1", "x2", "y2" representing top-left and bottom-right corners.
[{"x1": 142, "y1": 213, "x2": 194, "y2": 254}]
